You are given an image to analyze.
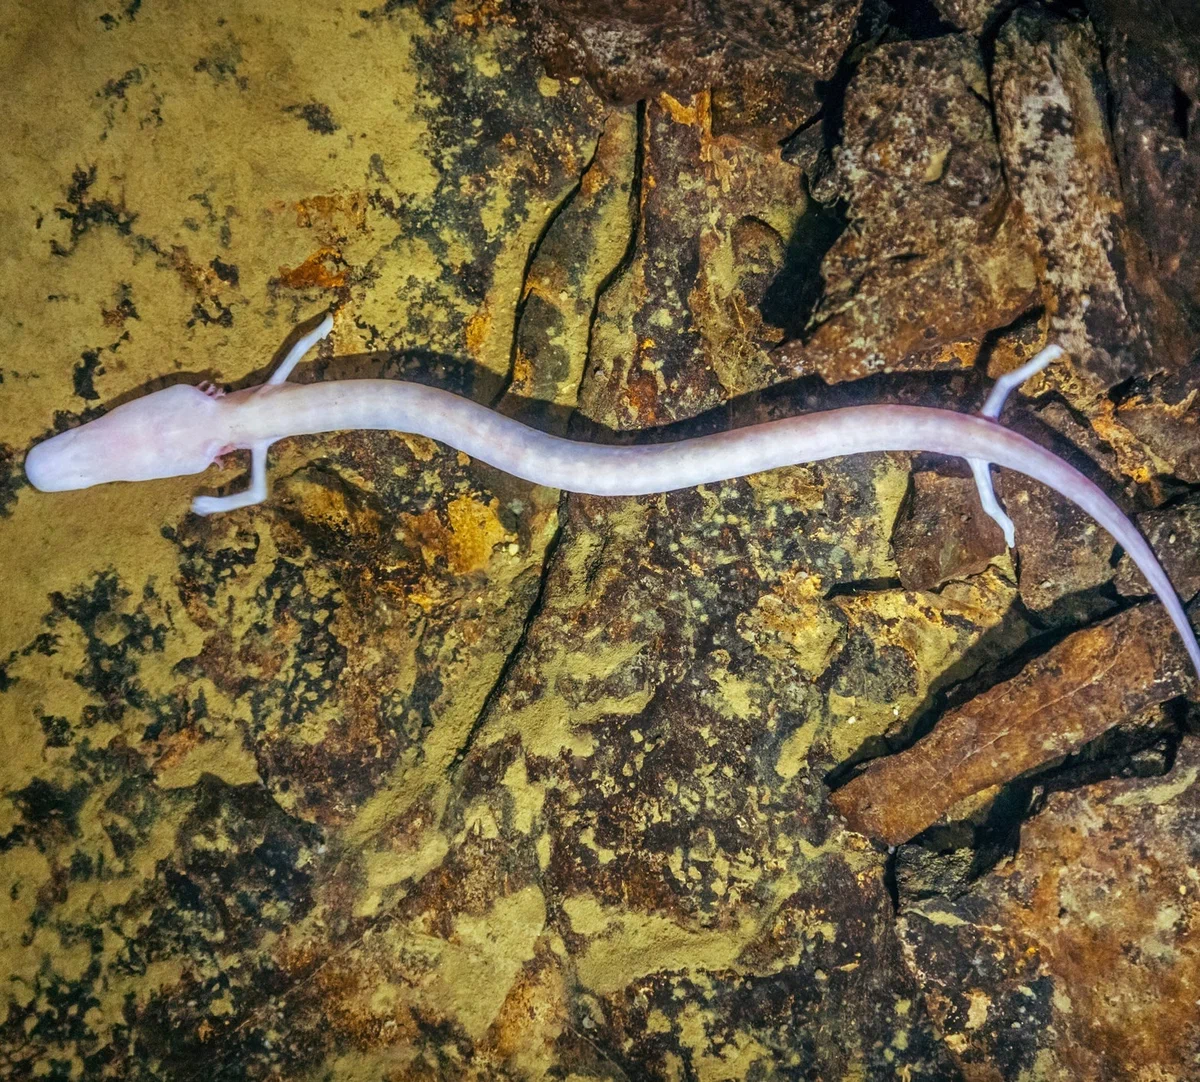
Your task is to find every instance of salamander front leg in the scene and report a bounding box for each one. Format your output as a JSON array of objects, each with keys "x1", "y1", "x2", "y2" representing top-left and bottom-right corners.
[
  {"x1": 191, "y1": 441, "x2": 273, "y2": 516},
  {"x1": 969, "y1": 344, "x2": 1064, "y2": 548}
]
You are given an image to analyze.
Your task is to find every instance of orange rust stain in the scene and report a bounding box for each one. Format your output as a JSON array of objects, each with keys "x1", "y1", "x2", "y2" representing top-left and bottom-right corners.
[
  {"x1": 486, "y1": 950, "x2": 569, "y2": 1061},
  {"x1": 453, "y1": 0, "x2": 515, "y2": 29},
  {"x1": 151, "y1": 726, "x2": 203, "y2": 773},
  {"x1": 465, "y1": 305, "x2": 492, "y2": 359},
  {"x1": 511, "y1": 347, "x2": 535, "y2": 388},
  {"x1": 294, "y1": 191, "x2": 367, "y2": 234},
  {"x1": 1091, "y1": 401, "x2": 1156, "y2": 485},
  {"x1": 401, "y1": 494, "x2": 513, "y2": 576},
  {"x1": 277, "y1": 246, "x2": 347, "y2": 289},
  {"x1": 659, "y1": 91, "x2": 700, "y2": 126},
  {"x1": 622, "y1": 369, "x2": 661, "y2": 425}
]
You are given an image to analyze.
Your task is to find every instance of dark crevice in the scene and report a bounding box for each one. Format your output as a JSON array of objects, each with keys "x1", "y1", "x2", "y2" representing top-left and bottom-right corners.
[
  {"x1": 446, "y1": 494, "x2": 570, "y2": 775},
  {"x1": 493, "y1": 128, "x2": 606, "y2": 409},
  {"x1": 758, "y1": 192, "x2": 847, "y2": 340},
  {"x1": 770, "y1": 0, "x2": 930, "y2": 344},
  {"x1": 823, "y1": 576, "x2": 903, "y2": 599},
  {"x1": 574, "y1": 101, "x2": 646, "y2": 425},
  {"x1": 896, "y1": 706, "x2": 1188, "y2": 898},
  {"x1": 823, "y1": 580, "x2": 1141, "y2": 792},
  {"x1": 1171, "y1": 82, "x2": 1192, "y2": 141},
  {"x1": 882, "y1": 845, "x2": 901, "y2": 910},
  {"x1": 879, "y1": 0, "x2": 959, "y2": 40}
]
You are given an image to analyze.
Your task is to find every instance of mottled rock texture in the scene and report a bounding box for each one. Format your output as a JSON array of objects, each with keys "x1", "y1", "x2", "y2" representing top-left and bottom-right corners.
[
  {"x1": 775, "y1": 32, "x2": 1041, "y2": 383},
  {"x1": 3, "y1": 1, "x2": 1200, "y2": 1080},
  {"x1": 514, "y1": 0, "x2": 861, "y2": 145},
  {"x1": 832, "y1": 602, "x2": 1197, "y2": 845},
  {"x1": 899, "y1": 740, "x2": 1200, "y2": 1080}
]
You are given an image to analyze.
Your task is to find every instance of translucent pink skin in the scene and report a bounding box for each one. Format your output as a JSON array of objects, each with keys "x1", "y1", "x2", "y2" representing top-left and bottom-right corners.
[{"x1": 25, "y1": 369, "x2": 1200, "y2": 678}]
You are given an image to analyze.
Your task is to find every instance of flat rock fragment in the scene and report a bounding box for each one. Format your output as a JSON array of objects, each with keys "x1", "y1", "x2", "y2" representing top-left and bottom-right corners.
[
  {"x1": 831, "y1": 602, "x2": 1196, "y2": 845},
  {"x1": 515, "y1": 0, "x2": 861, "y2": 145},
  {"x1": 998, "y1": 398, "x2": 1151, "y2": 623},
  {"x1": 1092, "y1": 0, "x2": 1200, "y2": 342},
  {"x1": 1115, "y1": 492, "x2": 1200, "y2": 601},
  {"x1": 508, "y1": 106, "x2": 639, "y2": 426},
  {"x1": 581, "y1": 92, "x2": 806, "y2": 429},
  {"x1": 1114, "y1": 389, "x2": 1200, "y2": 485},
  {"x1": 898, "y1": 740, "x2": 1200, "y2": 1079},
  {"x1": 998, "y1": 468, "x2": 1117, "y2": 620},
  {"x1": 892, "y1": 468, "x2": 1007, "y2": 592},
  {"x1": 932, "y1": 0, "x2": 1014, "y2": 35}
]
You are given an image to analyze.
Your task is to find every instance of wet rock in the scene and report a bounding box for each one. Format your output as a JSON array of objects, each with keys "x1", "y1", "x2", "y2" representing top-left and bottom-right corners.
[
  {"x1": 832, "y1": 601, "x2": 1195, "y2": 845},
  {"x1": 7, "y1": 0, "x2": 1200, "y2": 1077},
  {"x1": 993, "y1": 11, "x2": 1151, "y2": 402},
  {"x1": 932, "y1": 0, "x2": 1015, "y2": 35},
  {"x1": 898, "y1": 739, "x2": 1200, "y2": 1080},
  {"x1": 1000, "y1": 468, "x2": 1117, "y2": 620},
  {"x1": 709, "y1": 61, "x2": 823, "y2": 150},
  {"x1": 892, "y1": 468, "x2": 1007, "y2": 592},
  {"x1": 580, "y1": 92, "x2": 806, "y2": 429},
  {"x1": 507, "y1": 107, "x2": 640, "y2": 428},
  {"x1": 515, "y1": 0, "x2": 861, "y2": 144},
  {"x1": 774, "y1": 34, "x2": 1040, "y2": 383},
  {"x1": 995, "y1": 395, "x2": 1128, "y2": 622},
  {"x1": 1115, "y1": 492, "x2": 1200, "y2": 602},
  {"x1": 1089, "y1": 0, "x2": 1200, "y2": 346},
  {"x1": 1115, "y1": 387, "x2": 1200, "y2": 485},
  {"x1": 1104, "y1": 44, "x2": 1200, "y2": 365}
]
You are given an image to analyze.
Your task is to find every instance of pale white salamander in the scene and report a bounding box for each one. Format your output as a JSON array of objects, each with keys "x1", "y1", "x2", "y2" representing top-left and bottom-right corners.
[{"x1": 24, "y1": 313, "x2": 1200, "y2": 677}]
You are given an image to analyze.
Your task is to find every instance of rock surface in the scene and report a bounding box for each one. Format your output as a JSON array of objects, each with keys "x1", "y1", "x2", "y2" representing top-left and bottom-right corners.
[
  {"x1": 899, "y1": 739, "x2": 1200, "y2": 1080},
  {"x1": 3, "y1": 2, "x2": 1200, "y2": 1080},
  {"x1": 832, "y1": 602, "x2": 1196, "y2": 845}
]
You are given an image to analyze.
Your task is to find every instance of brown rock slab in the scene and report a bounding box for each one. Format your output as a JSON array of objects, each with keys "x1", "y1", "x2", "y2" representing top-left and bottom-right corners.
[
  {"x1": 580, "y1": 92, "x2": 806, "y2": 429},
  {"x1": 831, "y1": 602, "x2": 1196, "y2": 845},
  {"x1": 1091, "y1": 0, "x2": 1200, "y2": 346},
  {"x1": 515, "y1": 0, "x2": 860, "y2": 116},
  {"x1": 898, "y1": 738, "x2": 1200, "y2": 1079},
  {"x1": 1115, "y1": 492, "x2": 1200, "y2": 602},
  {"x1": 993, "y1": 10, "x2": 1152, "y2": 401},
  {"x1": 1104, "y1": 43, "x2": 1200, "y2": 366},
  {"x1": 932, "y1": 0, "x2": 1014, "y2": 35},
  {"x1": 1115, "y1": 389, "x2": 1200, "y2": 485},
  {"x1": 892, "y1": 468, "x2": 1007, "y2": 592},
  {"x1": 1000, "y1": 465, "x2": 1117, "y2": 619},
  {"x1": 507, "y1": 107, "x2": 639, "y2": 428}
]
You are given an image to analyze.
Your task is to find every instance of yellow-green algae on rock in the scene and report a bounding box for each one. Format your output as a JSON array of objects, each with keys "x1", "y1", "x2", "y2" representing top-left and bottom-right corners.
[
  {"x1": 5, "y1": 1, "x2": 1199, "y2": 1080},
  {"x1": 0, "y1": 0, "x2": 945, "y2": 1074},
  {"x1": 0, "y1": 1, "x2": 606, "y2": 1077}
]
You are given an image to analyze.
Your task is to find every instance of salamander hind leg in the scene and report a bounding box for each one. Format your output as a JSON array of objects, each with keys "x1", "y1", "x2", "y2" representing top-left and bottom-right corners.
[
  {"x1": 970, "y1": 343, "x2": 1064, "y2": 548},
  {"x1": 264, "y1": 311, "x2": 335, "y2": 387},
  {"x1": 969, "y1": 458, "x2": 1016, "y2": 548}
]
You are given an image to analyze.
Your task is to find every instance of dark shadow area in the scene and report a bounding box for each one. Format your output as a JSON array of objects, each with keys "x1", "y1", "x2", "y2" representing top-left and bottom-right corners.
[{"x1": 758, "y1": 195, "x2": 847, "y2": 340}]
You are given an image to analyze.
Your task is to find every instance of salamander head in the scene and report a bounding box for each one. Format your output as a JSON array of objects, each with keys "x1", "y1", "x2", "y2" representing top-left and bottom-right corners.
[{"x1": 25, "y1": 384, "x2": 229, "y2": 492}]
